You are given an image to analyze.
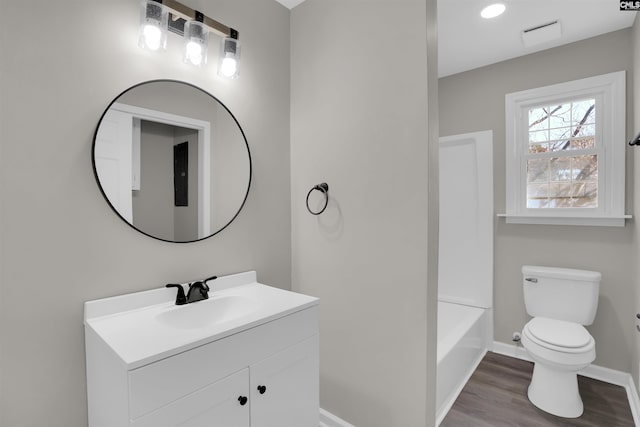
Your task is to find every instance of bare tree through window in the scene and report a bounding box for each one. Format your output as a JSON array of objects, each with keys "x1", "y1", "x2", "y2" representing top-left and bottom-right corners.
[{"x1": 526, "y1": 98, "x2": 597, "y2": 208}]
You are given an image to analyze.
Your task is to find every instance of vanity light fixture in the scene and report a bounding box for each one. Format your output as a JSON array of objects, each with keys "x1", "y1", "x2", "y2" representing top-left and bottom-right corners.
[
  {"x1": 219, "y1": 33, "x2": 240, "y2": 79},
  {"x1": 480, "y1": 3, "x2": 506, "y2": 19},
  {"x1": 138, "y1": 0, "x2": 168, "y2": 51},
  {"x1": 138, "y1": 0, "x2": 240, "y2": 78},
  {"x1": 183, "y1": 12, "x2": 208, "y2": 66}
]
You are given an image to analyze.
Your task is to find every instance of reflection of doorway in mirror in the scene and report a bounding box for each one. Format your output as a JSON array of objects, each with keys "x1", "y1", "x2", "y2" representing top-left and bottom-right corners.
[
  {"x1": 94, "y1": 109, "x2": 134, "y2": 223},
  {"x1": 95, "y1": 102, "x2": 211, "y2": 240},
  {"x1": 134, "y1": 122, "x2": 199, "y2": 242}
]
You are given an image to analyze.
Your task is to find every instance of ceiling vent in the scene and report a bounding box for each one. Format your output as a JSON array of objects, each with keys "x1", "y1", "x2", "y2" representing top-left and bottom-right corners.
[{"x1": 522, "y1": 20, "x2": 562, "y2": 48}]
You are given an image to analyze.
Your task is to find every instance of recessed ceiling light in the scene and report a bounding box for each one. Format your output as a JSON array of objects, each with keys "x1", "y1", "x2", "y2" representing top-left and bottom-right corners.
[{"x1": 481, "y1": 3, "x2": 506, "y2": 19}]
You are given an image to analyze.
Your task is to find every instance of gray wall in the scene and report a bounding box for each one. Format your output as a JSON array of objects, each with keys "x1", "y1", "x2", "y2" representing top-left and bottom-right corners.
[
  {"x1": 291, "y1": 0, "x2": 438, "y2": 426},
  {"x1": 0, "y1": 0, "x2": 291, "y2": 426},
  {"x1": 439, "y1": 29, "x2": 636, "y2": 373}
]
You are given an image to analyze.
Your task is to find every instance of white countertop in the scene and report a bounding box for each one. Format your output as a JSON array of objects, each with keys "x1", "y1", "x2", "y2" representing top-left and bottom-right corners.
[{"x1": 84, "y1": 271, "x2": 319, "y2": 369}]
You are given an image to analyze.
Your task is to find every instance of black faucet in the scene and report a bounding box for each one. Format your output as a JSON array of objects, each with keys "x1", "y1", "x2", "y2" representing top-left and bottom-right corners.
[
  {"x1": 166, "y1": 284, "x2": 187, "y2": 305},
  {"x1": 166, "y1": 275, "x2": 218, "y2": 305}
]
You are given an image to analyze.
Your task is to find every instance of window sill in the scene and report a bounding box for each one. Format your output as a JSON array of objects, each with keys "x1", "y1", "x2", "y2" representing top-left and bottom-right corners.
[{"x1": 497, "y1": 214, "x2": 632, "y2": 227}]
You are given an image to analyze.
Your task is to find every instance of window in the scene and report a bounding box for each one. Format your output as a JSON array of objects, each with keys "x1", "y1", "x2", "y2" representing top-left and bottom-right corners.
[{"x1": 505, "y1": 71, "x2": 627, "y2": 226}]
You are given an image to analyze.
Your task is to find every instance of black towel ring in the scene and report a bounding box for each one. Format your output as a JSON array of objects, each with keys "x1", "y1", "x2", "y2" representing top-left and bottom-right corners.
[{"x1": 306, "y1": 183, "x2": 329, "y2": 215}]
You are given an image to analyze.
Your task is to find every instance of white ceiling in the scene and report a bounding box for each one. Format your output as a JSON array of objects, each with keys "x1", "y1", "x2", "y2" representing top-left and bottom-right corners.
[
  {"x1": 439, "y1": 0, "x2": 636, "y2": 77},
  {"x1": 276, "y1": 0, "x2": 637, "y2": 78}
]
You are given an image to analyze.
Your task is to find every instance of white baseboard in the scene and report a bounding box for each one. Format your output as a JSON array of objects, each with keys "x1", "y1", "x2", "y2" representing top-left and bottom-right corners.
[
  {"x1": 493, "y1": 340, "x2": 640, "y2": 426},
  {"x1": 626, "y1": 375, "x2": 640, "y2": 426},
  {"x1": 320, "y1": 408, "x2": 354, "y2": 427},
  {"x1": 491, "y1": 340, "x2": 531, "y2": 361}
]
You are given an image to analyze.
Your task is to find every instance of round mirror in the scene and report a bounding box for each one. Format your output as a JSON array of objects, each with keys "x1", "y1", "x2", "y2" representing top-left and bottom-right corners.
[{"x1": 92, "y1": 80, "x2": 251, "y2": 243}]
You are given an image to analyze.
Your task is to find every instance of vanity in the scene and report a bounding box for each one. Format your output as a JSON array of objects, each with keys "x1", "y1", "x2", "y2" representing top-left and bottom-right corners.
[{"x1": 84, "y1": 271, "x2": 319, "y2": 427}]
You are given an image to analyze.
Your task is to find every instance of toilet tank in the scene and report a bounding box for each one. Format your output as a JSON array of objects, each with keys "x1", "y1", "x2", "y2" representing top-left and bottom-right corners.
[{"x1": 522, "y1": 265, "x2": 601, "y2": 325}]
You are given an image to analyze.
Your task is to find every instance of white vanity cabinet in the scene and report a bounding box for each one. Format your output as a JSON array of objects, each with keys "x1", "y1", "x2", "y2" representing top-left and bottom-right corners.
[
  {"x1": 131, "y1": 368, "x2": 251, "y2": 427},
  {"x1": 84, "y1": 272, "x2": 319, "y2": 427},
  {"x1": 129, "y1": 332, "x2": 319, "y2": 427},
  {"x1": 249, "y1": 336, "x2": 319, "y2": 427}
]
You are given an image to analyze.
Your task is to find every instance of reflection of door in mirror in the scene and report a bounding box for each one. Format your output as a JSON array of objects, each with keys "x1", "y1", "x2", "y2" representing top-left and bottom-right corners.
[
  {"x1": 95, "y1": 102, "x2": 211, "y2": 240},
  {"x1": 94, "y1": 109, "x2": 134, "y2": 223},
  {"x1": 133, "y1": 122, "x2": 199, "y2": 242}
]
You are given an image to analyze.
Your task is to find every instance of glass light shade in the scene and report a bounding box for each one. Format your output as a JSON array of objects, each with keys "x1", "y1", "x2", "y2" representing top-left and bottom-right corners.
[
  {"x1": 183, "y1": 21, "x2": 208, "y2": 66},
  {"x1": 218, "y1": 37, "x2": 241, "y2": 79},
  {"x1": 138, "y1": 0, "x2": 168, "y2": 51}
]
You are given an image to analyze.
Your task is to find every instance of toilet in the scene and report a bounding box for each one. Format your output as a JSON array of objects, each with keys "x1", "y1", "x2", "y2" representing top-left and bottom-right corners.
[{"x1": 520, "y1": 265, "x2": 601, "y2": 418}]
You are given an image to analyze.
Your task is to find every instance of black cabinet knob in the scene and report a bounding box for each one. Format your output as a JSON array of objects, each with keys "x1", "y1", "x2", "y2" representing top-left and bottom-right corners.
[
  {"x1": 257, "y1": 385, "x2": 267, "y2": 394},
  {"x1": 636, "y1": 313, "x2": 640, "y2": 320},
  {"x1": 238, "y1": 396, "x2": 248, "y2": 406}
]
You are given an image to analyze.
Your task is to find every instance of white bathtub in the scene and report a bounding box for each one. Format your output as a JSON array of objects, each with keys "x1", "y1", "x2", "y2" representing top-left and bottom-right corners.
[
  {"x1": 437, "y1": 132, "x2": 493, "y2": 424},
  {"x1": 436, "y1": 300, "x2": 490, "y2": 425}
]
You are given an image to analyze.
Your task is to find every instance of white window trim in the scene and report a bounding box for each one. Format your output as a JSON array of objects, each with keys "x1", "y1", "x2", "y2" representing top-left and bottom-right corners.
[{"x1": 504, "y1": 71, "x2": 627, "y2": 227}]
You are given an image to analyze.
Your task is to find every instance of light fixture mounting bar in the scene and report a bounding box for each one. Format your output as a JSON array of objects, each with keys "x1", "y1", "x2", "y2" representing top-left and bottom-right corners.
[{"x1": 161, "y1": 0, "x2": 237, "y2": 39}]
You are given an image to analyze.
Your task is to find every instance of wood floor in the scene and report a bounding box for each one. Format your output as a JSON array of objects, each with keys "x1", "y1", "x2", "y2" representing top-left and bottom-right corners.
[{"x1": 441, "y1": 352, "x2": 635, "y2": 427}]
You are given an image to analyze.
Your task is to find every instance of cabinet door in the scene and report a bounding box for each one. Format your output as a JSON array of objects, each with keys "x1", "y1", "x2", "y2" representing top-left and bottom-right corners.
[
  {"x1": 131, "y1": 368, "x2": 250, "y2": 427},
  {"x1": 250, "y1": 335, "x2": 319, "y2": 427}
]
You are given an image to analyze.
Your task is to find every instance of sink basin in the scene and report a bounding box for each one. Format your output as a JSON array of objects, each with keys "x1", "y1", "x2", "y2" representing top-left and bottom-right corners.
[
  {"x1": 84, "y1": 271, "x2": 320, "y2": 368},
  {"x1": 155, "y1": 295, "x2": 260, "y2": 330}
]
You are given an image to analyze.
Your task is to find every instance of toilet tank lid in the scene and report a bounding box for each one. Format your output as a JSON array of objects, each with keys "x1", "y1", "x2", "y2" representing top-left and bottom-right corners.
[{"x1": 522, "y1": 265, "x2": 601, "y2": 282}]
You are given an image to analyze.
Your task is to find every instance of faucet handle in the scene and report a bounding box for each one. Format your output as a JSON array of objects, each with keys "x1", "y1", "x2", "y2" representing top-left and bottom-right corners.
[
  {"x1": 196, "y1": 276, "x2": 217, "y2": 293},
  {"x1": 166, "y1": 284, "x2": 187, "y2": 305}
]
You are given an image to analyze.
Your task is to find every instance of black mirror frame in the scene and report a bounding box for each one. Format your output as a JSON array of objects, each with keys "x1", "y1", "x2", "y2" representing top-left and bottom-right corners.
[{"x1": 92, "y1": 79, "x2": 252, "y2": 243}]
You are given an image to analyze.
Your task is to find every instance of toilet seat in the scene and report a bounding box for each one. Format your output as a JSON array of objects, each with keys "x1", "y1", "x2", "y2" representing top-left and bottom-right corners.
[{"x1": 523, "y1": 317, "x2": 594, "y2": 354}]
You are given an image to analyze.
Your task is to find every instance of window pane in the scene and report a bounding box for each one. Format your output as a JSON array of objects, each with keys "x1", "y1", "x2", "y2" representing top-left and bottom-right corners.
[
  {"x1": 572, "y1": 99, "x2": 596, "y2": 126},
  {"x1": 571, "y1": 182, "x2": 597, "y2": 207},
  {"x1": 529, "y1": 130, "x2": 548, "y2": 143},
  {"x1": 574, "y1": 123, "x2": 596, "y2": 138},
  {"x1": 549, "y1": 126, "x2": 572, "y2": 141},
  {"x1": 549, "y1": 140, "x2": 571, "y2": 152},
  {"x1": 529, "y1": 106, "x2": 549, "y2": 131},
  {"x1": 527, "y1": 183, "x2": 548, "y2": 208},
  {"x1": 529, "y1": 143, "x2": 548, "y2": 153},
  {"x1": 571, "y1": 182, "x2": 598, "y2": 208},
  {"x1": 549, "y1": 104, "x2": 571, "y2": 128},
  {"x1": 526, "y1": 155, "x2": 598, "y2": 209},
  {"x1": 549, "y1": 182, "x2": 571, "y2": 200},
  {"x1": 572, "y1": 155, "x2": 597, "y2": 181},
  {"x1": 550, "y1": 157, "x2": 571, "y2": 181},
  {"x1": 527, "y1": 159, "x2": 549, "y2": 183},
  {"x1": 569, "y1": 137, "x2": 595, "y2": 150}
]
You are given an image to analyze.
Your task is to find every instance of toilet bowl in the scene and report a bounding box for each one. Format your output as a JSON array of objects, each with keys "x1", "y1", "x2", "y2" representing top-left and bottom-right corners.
[
  {"x1": 520, "y1": 265, "x2": 601, "y2": 418},
  {"x1": 521, "y1": 317, "x2": 595, "y2": 418}
]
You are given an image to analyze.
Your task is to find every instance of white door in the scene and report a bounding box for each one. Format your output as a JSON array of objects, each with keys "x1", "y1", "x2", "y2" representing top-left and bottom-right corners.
[
  {"x1": 94, "y1": 109, "x2": 133, "y2": 222},
  {"x1": 250, "y1": 336, "x2": 319, "y2": 427},
  {"x1": 131, "y1": 368, "x2": 250, "y2": 427}
]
